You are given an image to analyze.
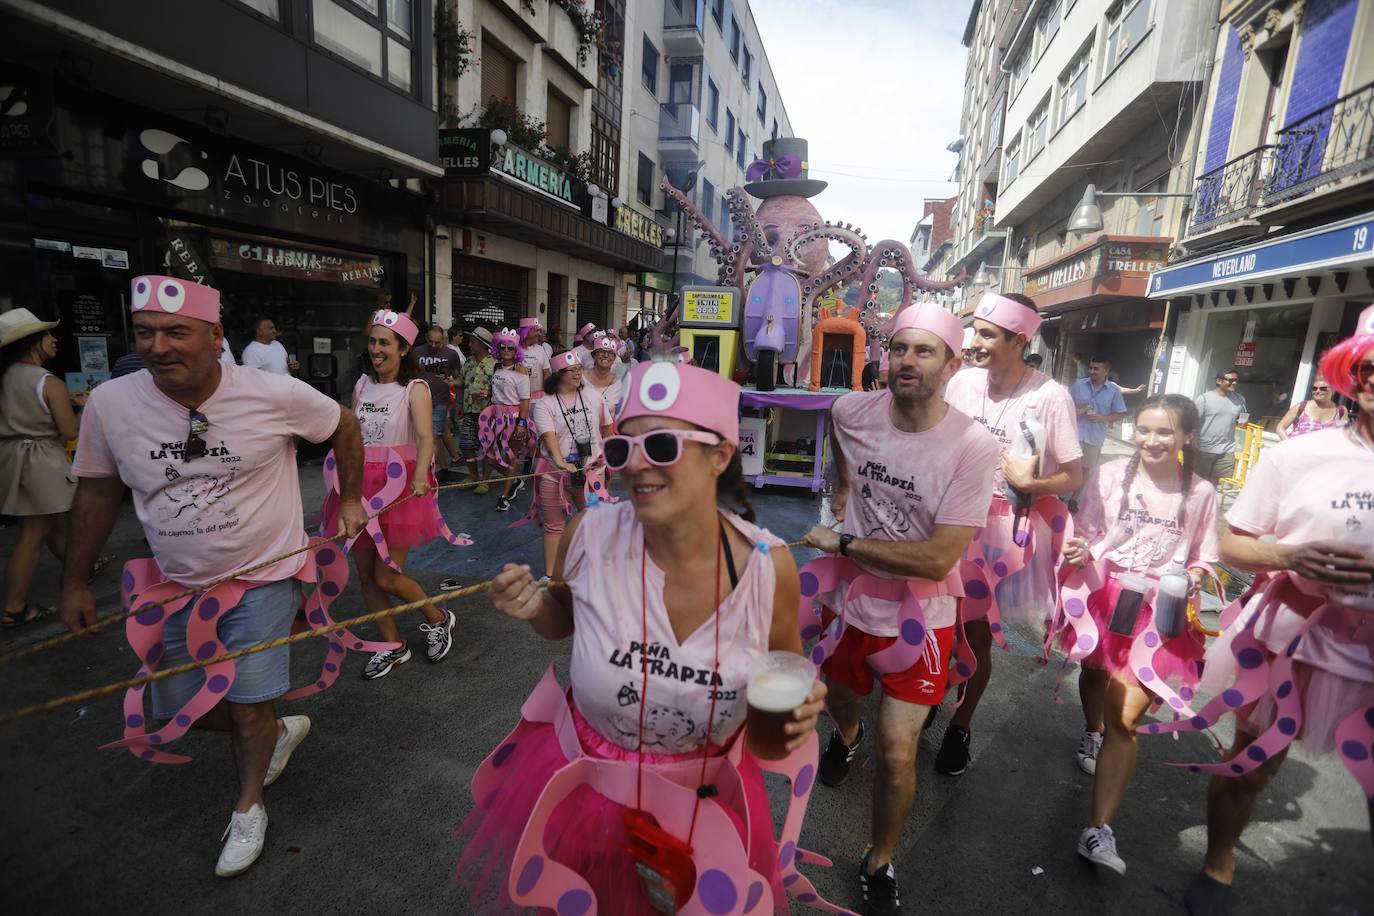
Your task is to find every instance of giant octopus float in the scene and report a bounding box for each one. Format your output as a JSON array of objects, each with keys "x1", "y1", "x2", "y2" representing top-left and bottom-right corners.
[{"x1": 660, "y1": 137, "x2": 965, "y2": 389}]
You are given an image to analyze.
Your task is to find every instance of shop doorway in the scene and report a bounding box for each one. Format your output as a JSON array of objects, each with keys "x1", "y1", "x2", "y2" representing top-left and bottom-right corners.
[
  {"x1": 576, "y1": 279, "x2": 610, "y2": 333},
  {"x1": 452, "y1": 256, "x2": 528, "y2": 333}
]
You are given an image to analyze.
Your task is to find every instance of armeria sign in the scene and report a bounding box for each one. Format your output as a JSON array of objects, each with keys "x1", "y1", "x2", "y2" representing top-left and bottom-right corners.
[{"x1": 492, "y1": 146, "x2": 576, "y2": 205}]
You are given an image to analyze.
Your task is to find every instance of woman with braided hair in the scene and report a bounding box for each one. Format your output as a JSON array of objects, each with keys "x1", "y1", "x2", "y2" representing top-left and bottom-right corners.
[{"x1": 1055, "y1": 393, "x2": 1219, "y2": 875}]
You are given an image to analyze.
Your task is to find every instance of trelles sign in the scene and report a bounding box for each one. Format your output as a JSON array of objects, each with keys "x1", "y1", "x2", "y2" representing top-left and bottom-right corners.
[{"x1": 615, "y1": 206, "x2": 665, "y2": 249}]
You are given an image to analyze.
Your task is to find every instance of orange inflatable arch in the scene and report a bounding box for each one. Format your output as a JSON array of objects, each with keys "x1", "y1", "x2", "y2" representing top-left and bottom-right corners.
[{"x1": 808, "y1": 306, "x2": 867, "y2": 392}]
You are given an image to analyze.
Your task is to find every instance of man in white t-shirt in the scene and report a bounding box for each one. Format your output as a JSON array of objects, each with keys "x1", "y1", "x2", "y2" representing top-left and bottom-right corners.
[
  {"x1": 59, "y1": 276, "x2": 367, "y2": 879},
  {"x1": 572, "y1": 321, "x2": 597, "y2": 368},
  {"x1": 240, "y1": 318, "x2": 297, "y2": 375}
]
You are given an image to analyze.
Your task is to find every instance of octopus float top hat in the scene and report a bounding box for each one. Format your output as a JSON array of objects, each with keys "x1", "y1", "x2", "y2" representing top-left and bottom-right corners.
[
  {"x1": 370, "y1": 309, "x2": 420, "y2": 345},
  {"x1": 1319, "y1": 303, "x2": 1374, "y2": 401},
  {"x1": 743, "y1": 137, "x2": 828, "y2": 200},
  {"x1": 619, "y1": 360, "x2": 739, "y2": 443},
  {"x1": 130, "y1": 275, "x2": 220, "y2": 324}
]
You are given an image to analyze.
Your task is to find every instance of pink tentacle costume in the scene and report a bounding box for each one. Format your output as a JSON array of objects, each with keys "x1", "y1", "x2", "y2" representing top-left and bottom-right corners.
[
  {"x1": 477, "y1": 328, "x2": 533, "y2": 468},
  {"x1": 456, "y1": 361, "x2": 851, "y2": 914}
]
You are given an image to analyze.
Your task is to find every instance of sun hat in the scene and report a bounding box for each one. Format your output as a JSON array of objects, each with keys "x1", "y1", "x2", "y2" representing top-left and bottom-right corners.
[{"x1": 0, "y1": 308, "x2": 59, "y2": 348}]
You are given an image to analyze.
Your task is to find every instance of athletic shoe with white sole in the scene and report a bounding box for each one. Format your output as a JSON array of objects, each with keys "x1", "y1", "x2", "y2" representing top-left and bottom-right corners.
[
  {"x1": 422, "y1": 609, "x2": 456, "y2": 661},
  {"x1": 859, "y1": 848, "x2": 901, "y2": 916},
  {"x1": 818, "y1": 722, "x2": 865, "y2": 787},
  {"x1": 215, "y1": 804, "x2": 268, "y2": 878},
  {"x1": 362, "y1": 645, "x2": 411, "y2": 680},
  {"x1": 263, "y1": 715, "x2": 311, "y2": 788},
  {"x1": 1077, "y1": 824, "x2": 1126, "y2": 875},
  {"x1": 934, "y1": 723, "x2": 971, "y2": 776},
  {"x1": 1076, "y1": 729, "x2": 1103, "y2": 775},
  {"x1": 495, "y1": 496, "x2": 512, "y2": 512}
]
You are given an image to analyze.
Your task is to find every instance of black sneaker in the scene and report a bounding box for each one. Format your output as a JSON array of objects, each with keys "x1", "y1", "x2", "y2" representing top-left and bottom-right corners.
[
  {"x1": 859, "y1": 848, "x2": 901, "y2": 916},
  {"x1": 818, "y1": 722, "x2": 865, "y2": 787},
  {"x1": 923, "y1": 704, "x2": 940, "y2": 731},
  {"x1": 494, "y1": 496, "x2": 512, "y2": 512},
  {"x1": 934, "y1": 723, "x2": 971, "y2": 776}
]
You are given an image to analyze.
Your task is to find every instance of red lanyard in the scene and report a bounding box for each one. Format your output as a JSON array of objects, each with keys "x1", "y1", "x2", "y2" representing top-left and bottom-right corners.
[{"x1": 635, "y1": 519, "x2": 723, "y2": 845}]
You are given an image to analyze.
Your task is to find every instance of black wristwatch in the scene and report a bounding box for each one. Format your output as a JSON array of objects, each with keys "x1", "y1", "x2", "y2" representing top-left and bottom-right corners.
[{"x1": 838, "y1": 533, "x2": 855, "y2": 556}]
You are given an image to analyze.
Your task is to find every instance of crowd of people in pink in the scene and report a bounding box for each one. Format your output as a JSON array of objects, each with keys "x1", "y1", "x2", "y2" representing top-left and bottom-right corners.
[{"x1": 14, "y1": 271, "x2": 1369, "y2": 914}]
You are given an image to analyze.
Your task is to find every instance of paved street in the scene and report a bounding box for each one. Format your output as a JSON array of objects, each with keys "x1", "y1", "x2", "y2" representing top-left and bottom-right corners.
[{"x1": 1, "y1": 467, "x2": 1369, "y2": 915}]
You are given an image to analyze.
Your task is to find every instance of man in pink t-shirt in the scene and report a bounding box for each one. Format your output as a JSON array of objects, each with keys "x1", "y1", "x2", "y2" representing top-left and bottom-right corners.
[
  {"x1": 938, "y1": 292, "x2": 1082, "y2": 777},
  {"x1": 58, "y1": 276, "x2": 367, "y2": 879},
  {"x1": 803, "y1": 304, "x2": 998, "y2": 914}
]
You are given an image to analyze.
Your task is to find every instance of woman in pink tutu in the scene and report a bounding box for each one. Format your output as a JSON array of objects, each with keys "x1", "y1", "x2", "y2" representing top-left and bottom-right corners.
[
  {"x1": 1180, "y1": 305, "x2": 1374, "y2": 916},
  {"x1": 1054, "y1": 393, "x2": 1218, "y2": 875},
  {"x1": 461, "y1": 360, "x2": 841, "y2": 915},
  {"x1": 477, "y1": 328, "x2": 531, "y2": 512},
  {"x1": 319, "y1": 308, "x2": 461, "y2": 681}
]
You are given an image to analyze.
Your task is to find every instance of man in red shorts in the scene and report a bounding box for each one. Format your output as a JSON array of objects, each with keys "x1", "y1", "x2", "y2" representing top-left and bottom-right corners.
[{"x1": 804, "y1": 304, "x2": 999, "y2": 916}]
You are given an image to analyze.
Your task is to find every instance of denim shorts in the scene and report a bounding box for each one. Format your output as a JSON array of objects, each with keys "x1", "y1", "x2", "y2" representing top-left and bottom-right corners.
[
  {"x1": 431, "y1": 403, "x2": 449, "y2": 435},
  {"x1": 151, "y1": 578, "x2": 302, "y2": 718}
]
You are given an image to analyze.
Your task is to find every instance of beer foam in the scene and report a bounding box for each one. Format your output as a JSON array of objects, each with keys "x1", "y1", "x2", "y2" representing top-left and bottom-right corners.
[{"x1": 747, "y1": 670, "x2": 811, "y2": 712}]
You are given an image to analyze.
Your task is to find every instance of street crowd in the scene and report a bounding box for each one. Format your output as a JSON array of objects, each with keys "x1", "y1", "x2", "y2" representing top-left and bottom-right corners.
[{"x1": 0, "y1": 276, "x2": 1371, "y2": 916}]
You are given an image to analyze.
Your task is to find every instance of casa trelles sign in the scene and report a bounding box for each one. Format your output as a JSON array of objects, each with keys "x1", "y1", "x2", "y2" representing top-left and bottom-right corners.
[
  {"x1": 1022, "y1": 235, "x2": 1171, "y2": 308},
  {"x1": 614, "y1": 206, "x2": 664, "y2": 249}
]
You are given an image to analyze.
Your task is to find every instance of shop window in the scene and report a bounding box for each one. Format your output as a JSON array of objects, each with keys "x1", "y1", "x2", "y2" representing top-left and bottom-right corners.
[
  {"x1": 706, "y1": 78, "x2": 720, "y2": 131},
  {"x1": 547, "y1": 87, "x2": 573, "y2": 152},
  {"x1": 725, "y1": 109, "x2": 735, "y2": 151},
  {"x1": 1199, "y1": 304, "x2": 1313, "y2": 426},
  {"x1": 1057, "y1": 40, "x2": 1091, "y2": 127},
  {"x1": 481, "y1": 38, "x2": 518, "y2": 104},
  {"x1": 311, "y1": 0, "x2": 414, "y2": 92},
  {"x1": 1026, "y1": 95, "x2": 1049, "y2": 161},
  {"x1": 757, "y1": 86, "x2": 767, "y2": 123},
  {"x1": 1104, "y1": 0, "x2": 1150, "y2": 75},
  {"x1": 637, "y1": 152, "x2": 654, "y2": 205},
  {"x1": 702, "y1": 178, "x2": 715, "y2": 222},
  {"x1": 235, "y1": 0, "x2": 280, "y2": 18},
  {"x1": 642, "y1": 35, "x2": 660, "y2": 96}
]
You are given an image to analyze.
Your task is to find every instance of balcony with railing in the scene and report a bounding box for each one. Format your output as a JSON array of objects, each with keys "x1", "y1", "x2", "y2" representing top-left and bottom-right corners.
[
  {"x1": 1187, "y1": 81, "x2": 1374, "y2": 239},
  {"x1": 662, "y1": 0, "x2": 706, "y2": 55},
  {"x1": 658, "y1": 101, "x2": 701, "y2": 155}
]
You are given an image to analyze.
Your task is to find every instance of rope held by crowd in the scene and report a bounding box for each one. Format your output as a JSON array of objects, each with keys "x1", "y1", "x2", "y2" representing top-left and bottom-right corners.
[{"x1": 0, "y1": 467, "x2": 569, "y2": 669}]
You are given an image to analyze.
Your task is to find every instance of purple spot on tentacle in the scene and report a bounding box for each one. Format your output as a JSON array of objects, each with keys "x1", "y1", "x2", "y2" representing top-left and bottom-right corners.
[
  {"x1": 989, "y1": 622, "x2": 1002, "y2": 633},
  {"x1": 556, "y1": 889, "x2": 592, "y2": 916},
  {"x1": 778, "y1": 841, "x2": 796, "y2": 868},
  {"x1": 373, "y1": 531, "x2": 385, "y2": 543},
  {"x1": 135, "y1": 605, "x2": 164, "y2": 625},
  {"x1": 195, "y1": 642, "x2": 218, "y2": 661},
  {"x1": 973, "y1": 557, "x2": 986, "y2": 567},
  {"x1": 324, "y1": 662, "x2": 338, "y2": 673},
  {"x1": 1050, "y1": 515, "x2": 1067, "y2": 533},
  {"x1": 1144, "y1": 632, "x2": 1160, "y2": 648},
  {"x1": 697, "y1": 869, "x2": 738, "y2": 915},
  {"x1": 325, "y1": 455, "x2": 336, "y2": 470},
  {"x1": 964, "y1": 579, "x2": 990, "y2": 600},
  {"x1": 744, "y1": 881, "x2": 765, "y2": 912},
  {"x1": 1286, "y1": 636, "x2": 1301, "y2": 657},
  {"x1": 793, "y1": 764, "x2": 815, "y2": 796},
  {"x1": 1168, "y1": 697, "x2": 1183, "y2": 709},
  {"x1": 206, "y1": 674, "x2": 230, "y2": 693},
  {"x1": 1190, "y1": 715, "x2": 1209, "y2": 729},
  {"x1": 800, "y1": 624, "x2": 821, "y2": 640},
  {"x1": 1180, "y1": 686, "x2": 1195, "y2": 700},
  {"x1": 126, "y1": 714, "x2": 144, "y2": 728},
  {"x1": 1064, "y1": 598, "x2": 1086, "y2": 619},
  {"x1": 196, "y1": 597, "x2": 221, "y2": 620},
  {"x1": 146, "y1": 643, "x2": 163, "y2": 664},
  {"x1": 309, "y1": 610, "x2": 327, "y2": 625},
  {"x1": 1277, "y1": 717, "x2": 1297, "y2": 736},
  {"x1": 369, "y1": 496, "x2": 384, "y2": 510},
  {"x1": 1138, "y1": 667, "x2": 1155, "y2": 681},
  {"x1": 1147, "y1": 723, "x2": 1161, "y2": 733},
  {"x1": 316, "y1": 548, "x2": 336, "y2": 566},
  {"x1": 783, "y1": 872, "x2": 799, "y2": 886},
  {"x1": 798, "y1": 571, "x2": 819, "y2": 597},
  {"x1": 1276, "y1": 680, "x2": 1293, "y2": 699},
  {"x1": 515, "y1": 856, "x2": 544, "y2": 896},
  {"x1": 148, "y1": 734, "x2": 162, "y2": 744},
  {"x1": 900, "y1": 619, "x2": 925, "y2": 646},
  {"x1": 810, "y1": 645, "x2": 826, "y2": 665},
  {"x1": 798, "y1": 892, "x2": 817, "y2": 903},
  {"x1": 141, "y1": 749, "x2": 155, "y2": 760},
  {"x1": 175, "y1": 714, "x2": 192, "y2": 727},
  {"x1": 321, "y1": 581, "x2": 340, "y2": 597},
  {"x1": 1236, "y1": 647, "x2": 1263, "y2": 669},
  {"x1": 956, "y1": 662, "x2": 973, "y2": 677},
  {"x1": 1340, "y1": 740, "x2": 1369, "y2": 761},
  {"x1": 1187, "y1": 764, "x2": 1201, "y2": 773},
  {"x1": 1076, "y1": 634, "x2": 1094, "y2": 649},
  {"x1": 1246, "y1": 745, "x2": 1267, "y2": 762},
  {"x1": 1222, "y1": 688, "x2": 1245, "y2": 708},
  {"x1": 492, "y1": 742, "x2": 518, "y2": 768},
  {"x1": 387, "y1": 462, "x2": 404, "y2": 479},
  {"x1": 122, "y1": 571, "x2": 135, "y2": 592},
  {"x1": 992, "y1": 561, "x2": 1008, "y2": 577},
  {"x1": 315, "y1": 679, "x2": 327, "y2": 689},
  {"x1": 1230, "y1": 763, "x2": 1244, "y2": 773}
]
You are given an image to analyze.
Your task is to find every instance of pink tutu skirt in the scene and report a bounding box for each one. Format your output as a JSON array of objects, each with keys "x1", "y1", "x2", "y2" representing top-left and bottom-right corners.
[
  {"x1": 318, "y1": 458, "x2": 443, "y2": 550},
  {"x1": 455, "y1": 705, "x2": 786, "y2": 914},
  {"x1": 477, "y1": 403, "x2": 529, "y2": 468},
  {"x1": 1059, "y1": 579, "x2": 1205, "y2": 689}
]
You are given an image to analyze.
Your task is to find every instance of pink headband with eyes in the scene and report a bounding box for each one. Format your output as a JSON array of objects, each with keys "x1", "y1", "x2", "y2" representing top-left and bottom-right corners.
[
  {"x1": 370, "y1": 309, "x2": 419, "y2": 345},
  {"x1": 973, "y1": 292, "x2": 1042, "y2": 338},
  {"x1": 592, "y1": 336, "x2": 617, "y2": 353},
  {"x1": 890, "y1": 303, "x2": 965, "y2": 358},
  {"x1": 618, "y1": 360, "x2": 739, "y2": 443},
  {"x1": 130, "y1": 276, "x2": 221, "y2": 323},
  {"x1": 550, "y1": 350, "x2": 580, "y2": 373},
  {"x1": 519, "y1": 317, "x2": 542, "y2": 330},
  {"x1": 578, "y1": 322, "x2": 597, "y2": 339}
]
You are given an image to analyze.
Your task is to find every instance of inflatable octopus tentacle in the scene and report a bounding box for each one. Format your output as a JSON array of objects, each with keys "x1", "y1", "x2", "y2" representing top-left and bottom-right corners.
[
  {"x1": 857, "y1": 241, "x2": 916, "y2": 319},
  {"x1": 797, "y1": 555, "x2": 855, "y2": 665},
  {"x1": 1125, "y1": 619, "x2": 1201, "y2": 719},
  {"x1": 1050, "y1": 560, "x2": 1109, "y2": 701},
  {"x1": 790, "y1": 222, "x2": 869, "y2": 316},
  {"x1": 725, "y1": 186, "x2": 775, "y2": 264},
  {"x1": 662, "y1": 177, "x2": 733, "y2": 284},
  {"x1": 1333, "y1": 703, "x2": 1374, "y2": 800},
  {"x1": 102, "y1": 574, "x2": 247, "y2": 761},
  {"x1": 512, "y1": 458, "x2": 615, "y2": 530}
]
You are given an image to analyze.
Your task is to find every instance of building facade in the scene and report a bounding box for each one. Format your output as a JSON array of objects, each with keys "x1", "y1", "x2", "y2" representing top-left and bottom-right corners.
[
  {"x1": 1148, "y1": 0, "x2": 1374, "y2": 429},
  {"x1": 0, "y1": 0, "x2": 439, "y2": 397}
]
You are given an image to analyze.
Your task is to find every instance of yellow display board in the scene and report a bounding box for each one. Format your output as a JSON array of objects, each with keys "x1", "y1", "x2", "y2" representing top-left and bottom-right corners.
[{"x1": 680, "y1": 286, "x2": 739, "y2": 328}]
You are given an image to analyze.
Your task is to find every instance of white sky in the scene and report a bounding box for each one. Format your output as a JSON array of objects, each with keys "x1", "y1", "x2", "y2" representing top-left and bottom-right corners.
[{"x1": 750, "y1": 0, "x2": 971, "y2": 247}]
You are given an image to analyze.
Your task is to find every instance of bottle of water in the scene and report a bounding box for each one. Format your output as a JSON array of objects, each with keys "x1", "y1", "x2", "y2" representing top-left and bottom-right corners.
[
  {"x1": 1005, "y1": 417, "x2": 1046, "y2": 546},
  {"x1": 1153, "y1": 563, "x2": 1190, "y2": 639}
]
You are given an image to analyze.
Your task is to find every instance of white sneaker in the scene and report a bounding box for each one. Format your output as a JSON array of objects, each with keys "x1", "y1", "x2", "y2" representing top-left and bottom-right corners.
[
  {"x1": 1077, "y1": 824, "x2": 1126, "y2": 875},
  {"x1": 362, "y1": 645, "x2": 411, "y2": 680},
  {"x1": 263, "y1": 716, "x2": 311, "y2": 788},
  {"x1": 421, "y1": 609, "x2": 456, "y2": 662},
  {"x1": 1076, "y1": 730, "x2": 1103, "y2": 775},
  {"x1": 215, "y1": 804, "x2": 268, "y2": 877}
]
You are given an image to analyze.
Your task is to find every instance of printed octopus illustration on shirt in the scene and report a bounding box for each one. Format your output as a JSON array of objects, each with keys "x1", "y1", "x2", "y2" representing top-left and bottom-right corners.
[
  {"x1": 360, "y1": 414, "x2": 388, "y2": 445},
  {"x1": 856, "y1": 481, "x2": 913, "y2": 538},
  {"x1": 608, "y1": 704, "x2": 700, "y2": 753},
  {"x1": 156, "y1": 468, "x2": 238, "y2": 524}
]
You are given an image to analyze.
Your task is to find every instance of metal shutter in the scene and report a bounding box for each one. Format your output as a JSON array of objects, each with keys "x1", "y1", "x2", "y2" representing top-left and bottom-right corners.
[{"x1": 481, "y1": 41, "x2": 517, "y2": 104}]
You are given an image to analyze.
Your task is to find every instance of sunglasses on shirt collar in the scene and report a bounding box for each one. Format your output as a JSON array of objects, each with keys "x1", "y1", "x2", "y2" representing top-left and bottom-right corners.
[{"x1": 185, "y1": 409, "x2": 209, "y2": 462}]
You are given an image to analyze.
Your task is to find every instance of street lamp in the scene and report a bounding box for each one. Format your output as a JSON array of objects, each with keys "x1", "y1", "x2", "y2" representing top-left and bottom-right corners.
[
  {"x1": 972, "y1": 263, "x2": 1016, "y2": 287},
  {"x1": 1068, "y1": 182, "x2": 1192, "y2": 235},
  {"x1": 489, "y1": 127, "x2": 508, "y2": 147}
]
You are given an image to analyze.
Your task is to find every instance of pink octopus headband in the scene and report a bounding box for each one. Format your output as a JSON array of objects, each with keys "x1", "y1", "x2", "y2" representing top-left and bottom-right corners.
[
  {"x1": 550, "y1": 350, "x2": 581, "y2": 373},
  {"x1": 619, "y1": 360, "x2": 739, "y2": 443},
  {"x1": 973, "y1": 292, "x2": 1042, "y2": 339},
  {"x1": 890, "y1": 303, "x2": 965, "y2": 358},
  {"x1": 1319, "y1": 303, "x2": 1374, "y2": 401},
  {"x1": 491, "y1": 328, "x2": 523, "y2": 361},
  {"x1": 130, "y1": 275, "x2": 220, "y2": 323},
  {"x1": 578, "y1": 322, "x2": 597, "y2": 339},
  {"x1": 370, "y1": 309, "x2": 419, "y2": 345},
  {"x1": 592, "y1": 336, "x2": 617, "y2": 353}
]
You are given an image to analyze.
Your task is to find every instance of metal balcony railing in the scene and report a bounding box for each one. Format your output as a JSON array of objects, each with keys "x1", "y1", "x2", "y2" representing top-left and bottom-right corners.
[
  {"x1": 658, "y1": 101, "x2": 701, "y2": 146},
  {"x1": 1188, "y1": 146, "x2": 1273, "y2": 236},
  {"x1": 1264, "y1": 81, "x2": 1374, "y2": 205}
]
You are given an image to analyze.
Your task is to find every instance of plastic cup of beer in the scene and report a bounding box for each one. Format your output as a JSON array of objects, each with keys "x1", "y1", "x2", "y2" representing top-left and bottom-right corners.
[{"x1": 745, "y1": 651, "x2": 816, "y2": 760}]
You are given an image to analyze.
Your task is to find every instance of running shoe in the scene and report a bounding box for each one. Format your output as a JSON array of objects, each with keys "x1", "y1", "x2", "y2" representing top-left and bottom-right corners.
[
  {"x1": 1076, "y1": 730, "x2": 1103, "y2": 775},
  {"x1": 818, "y1": 722, "x2": 865, "y2": 787},
  {"x1": 495, "y1": 496, "x2": 512, "y2": 512},
  {"x1": 215, "y1": 804, "x2": 268, "y2": 878},
  {"x1": 422, "y1": 609, "x2": 456, "y2": 662},
  {"x1": 934, "y1": 723, "x2": 971, "y2": 776},
  {"x1": 362, "y1": 645, "x2": 411, "y2": 680},
  {"x1": 858, "y1": 848, "x2": 901, "y2": 916},
  {"x1": 263, "y1": 715, "x2": 311, "y2": 787},
  {"x1": 1077, "y1": 824, "x2": 1126, "y2": 875},
  {"x1": 512, "y1": 478, "x2": 527, "y2": 497},
  {"x1": 473, "y1": 483, "x2": 491, "y2": 495}
]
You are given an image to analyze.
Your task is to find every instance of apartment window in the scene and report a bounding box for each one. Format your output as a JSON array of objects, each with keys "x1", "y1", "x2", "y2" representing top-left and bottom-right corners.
[
  {"x1": 725, "y1": 109, "x2": 735, "y2": 151},
  {"x1": 637, "y1": 153, "x2": 654, "y2": 205},
  {"x1": 1057, "y1": 42, "x2": 1091, "y2": 126},
  {"x1": 742, "y1": 49, "x2": 752, "y2": 85},
  {"x1": 1034, "y1": 0, "x2": 1062, "y2": 57},
  {"x1": 313, "y1": 0, "x2": 416, "y2": 87},
  {"x1": 736, "y1": 128, "x2": 746, "y2": 168},
  {"x1": 757, "y1": 87, "x2": 767, "y2": 122},
  {"x1": 706, "y1": 78, "x2": 720, "y2": 130},
  {"x1": 702, "y1": 178, "x2": 716, "y2": 222},
  {"x1": 1104, "y1": 0, "x2": 1150, "y2": 74},
  {"x1": 546, "y1": 88, "x2": 573, "y2": 151},
  {"x1": 386, "y1": 0, "x2": 412, "y2": 38},
  {"x1": 481, "y1": 39, "x2": 517, "y2": 104},
  {"x1": 729, "y1": 15, "x2": 740, "y2": 62},
  {"x1": 987, "y1": 103, "x2": 1004, "y2": 150},
  {"x1": 1004, "y1": 134, "x2": 1021, "y2": 186},
  {"x1": 1026, "y1": 96, "x2": 1049, "y2": 159},
  {"x1": 235, "y1": 0, "x2": 280, "y2": 18},
  {"x1": 711, "y1": 0, "x2": 724, "y2": 28},
  {"x1": 590, "y1": 111, "x2": 620, "y2": 197},
  {"x1": 642, "y1": 35, "x2": 659, "y2": 95},
  {"x1": 1009, "y1": 47, "x2": 1030, "y2": 100}
]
